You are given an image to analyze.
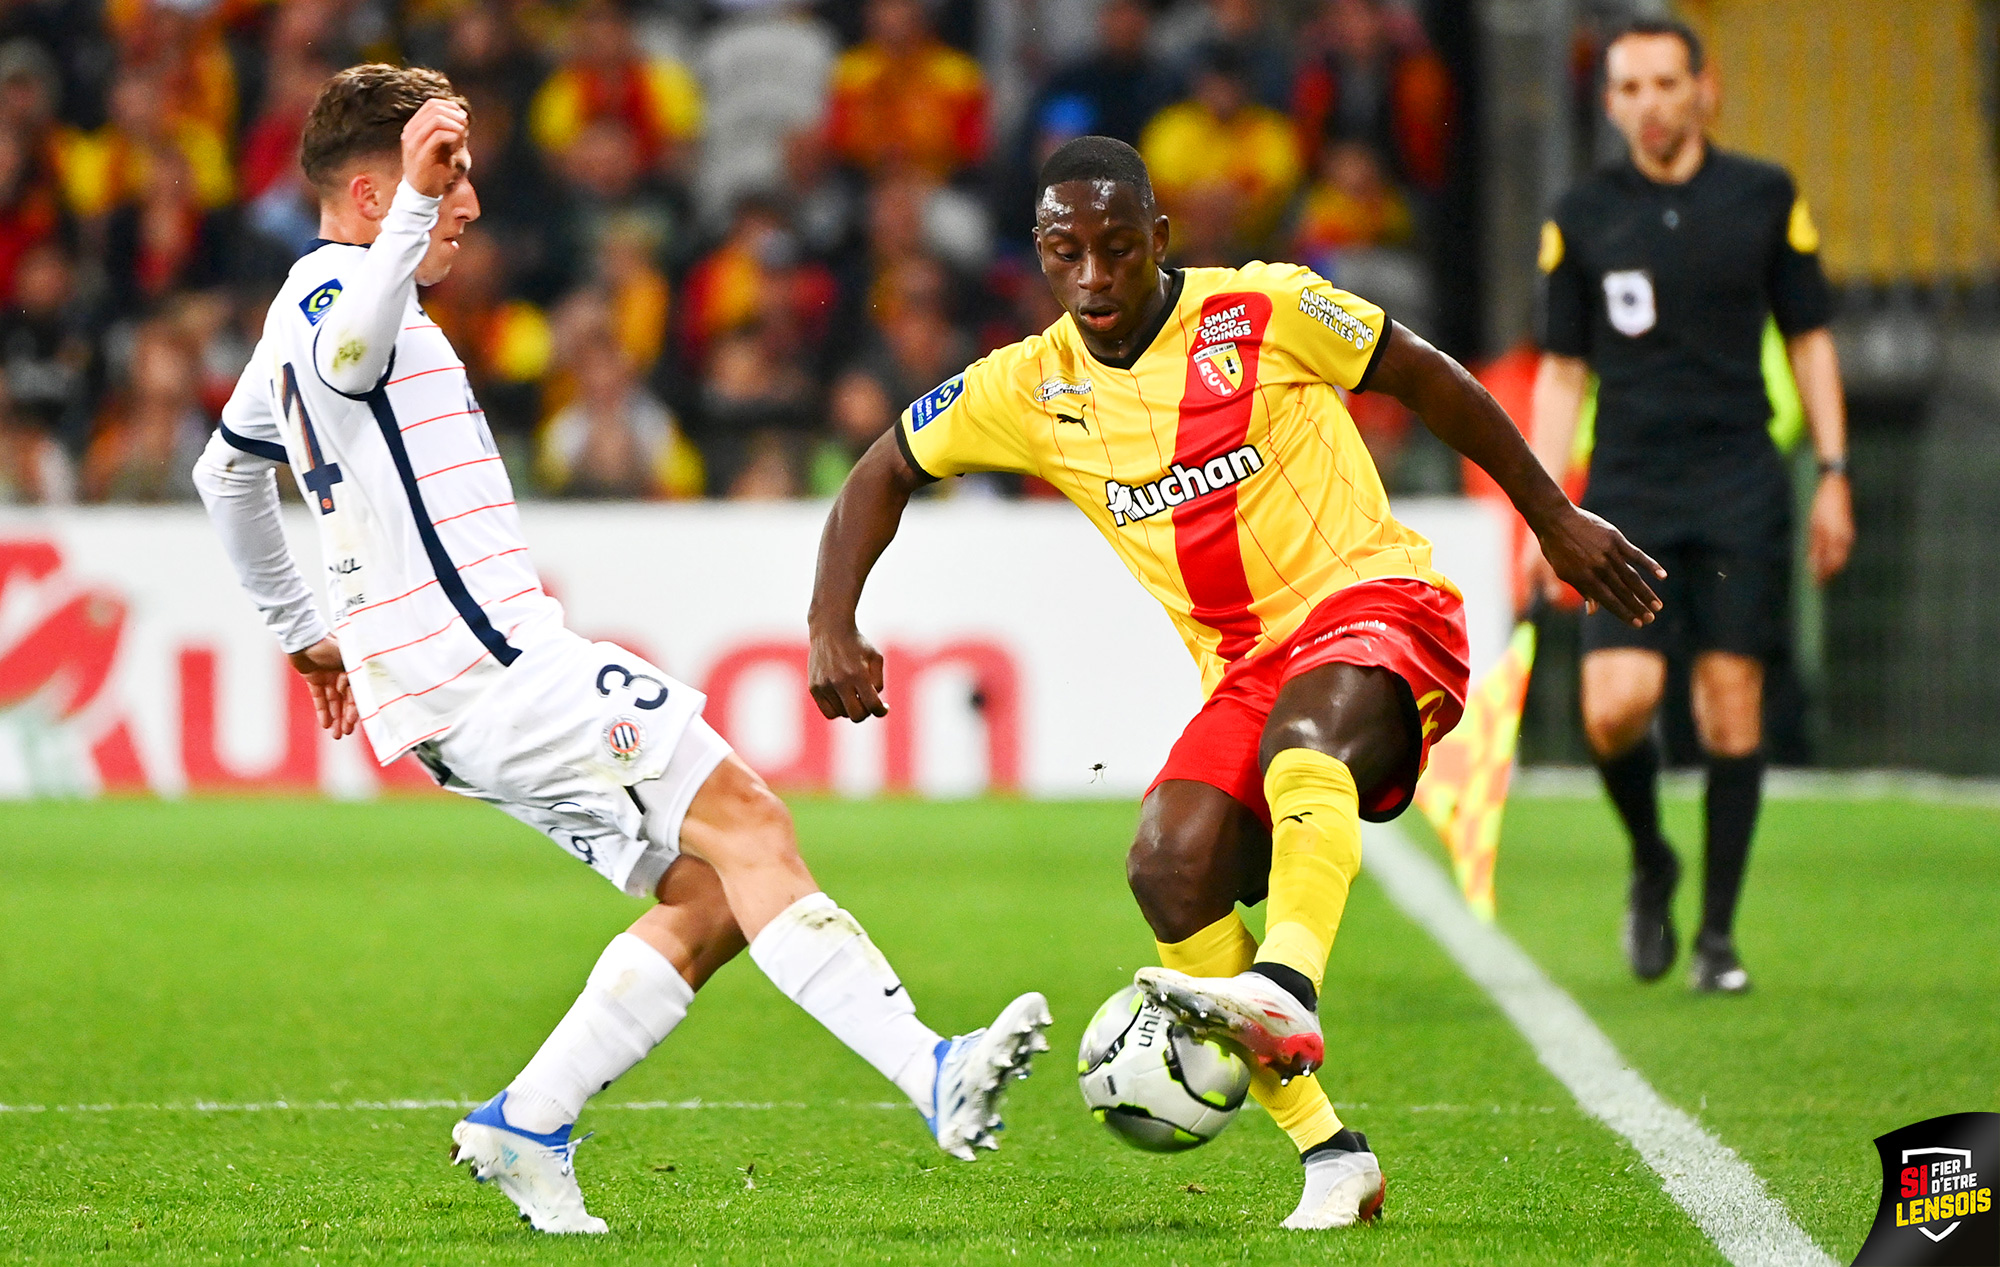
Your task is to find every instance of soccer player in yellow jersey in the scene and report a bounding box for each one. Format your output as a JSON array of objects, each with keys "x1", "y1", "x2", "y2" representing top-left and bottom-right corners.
[{"x1": 808, "y1": 137, "x2": 1663, "y2": 1229}]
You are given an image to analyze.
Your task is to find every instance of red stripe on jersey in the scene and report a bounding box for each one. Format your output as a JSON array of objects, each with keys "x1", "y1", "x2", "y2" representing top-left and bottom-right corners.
[
  {"x1": 386, "y1": 364, "x2": 467, "y2": 386},
  {"x1": 332, "y1": 547, "x2": 530, "y2": 624},
  {"x1": 400, "y1": 407, "x2": 483, "y2": 434},
  {"x1": 357, "y1": 648, "x2": 489, "y2": 723},
  {"x1": 416, "y1": 455, "x2": 505, "y2": 482},
  {"x1": 1171, "y1": 292, "x2": 1272, "y2": 663},
  {"x1": 430, "y1": 499, "x2": 515, "y2": 527}
]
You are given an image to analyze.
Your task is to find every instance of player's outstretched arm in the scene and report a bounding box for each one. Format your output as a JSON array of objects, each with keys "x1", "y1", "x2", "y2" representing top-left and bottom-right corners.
[
  {"x1": 314, "y1": 98, "x2": 467, "y2": 397},
  {"x1": 807, "y1": 431, "x2": 929, "y2": 721},
  {"x1": 1367, "y1": 321, "x2": 1664, "y2": 627}
]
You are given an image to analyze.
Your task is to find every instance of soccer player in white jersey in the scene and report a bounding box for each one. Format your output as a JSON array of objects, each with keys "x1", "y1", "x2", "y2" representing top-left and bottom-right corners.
[{"x1": 192, "y1": 64, "x2": 1050, "y2": 1235}]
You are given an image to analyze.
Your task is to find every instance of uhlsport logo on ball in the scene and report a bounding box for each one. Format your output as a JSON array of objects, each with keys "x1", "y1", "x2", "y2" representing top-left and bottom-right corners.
[{"x1": 1078, "y1": 985, "x2": 1250, "y2": 1152}]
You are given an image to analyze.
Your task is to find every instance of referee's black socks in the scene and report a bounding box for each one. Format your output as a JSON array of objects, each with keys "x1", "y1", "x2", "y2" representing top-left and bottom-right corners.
[
  {"x1": 1595, "y1": 735, "x2": 1677, "y2": 879},
  {"x1": 1702, "y1": 752, "x2": 1765, "y2": 938}
]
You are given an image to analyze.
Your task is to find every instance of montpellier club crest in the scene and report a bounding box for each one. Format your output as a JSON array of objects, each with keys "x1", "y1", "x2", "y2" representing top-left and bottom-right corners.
[
  {"x1": 1194, "y1": 342, "x2": 1244, "y2": 397},
  {"x1": 1852, "y1": 1112, "x2": 1998, "y2": 1266},
  {"x1": 604, "y1": 716, "x2": 645, "y2": 763}
]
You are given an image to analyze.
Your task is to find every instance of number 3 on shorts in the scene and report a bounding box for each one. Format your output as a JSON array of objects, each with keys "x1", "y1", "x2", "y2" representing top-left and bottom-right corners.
[{"x1": 595, "y1": 663, "x2": 669, "y2": 710}]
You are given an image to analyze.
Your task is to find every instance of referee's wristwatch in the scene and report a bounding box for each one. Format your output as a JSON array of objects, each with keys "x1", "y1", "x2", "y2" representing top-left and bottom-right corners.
[{"x1": 1816, "y1": 456, "x2": 1849, "y2": 478}]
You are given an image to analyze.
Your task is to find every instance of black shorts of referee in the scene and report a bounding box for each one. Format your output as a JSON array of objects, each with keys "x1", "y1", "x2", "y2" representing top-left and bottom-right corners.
[{"x1": 1579, "y1": 454, "x2": 1792, "y2": 662}]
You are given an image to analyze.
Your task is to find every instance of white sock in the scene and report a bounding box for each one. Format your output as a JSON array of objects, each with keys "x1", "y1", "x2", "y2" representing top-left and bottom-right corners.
[
  {"x1": 503, "y1": 932, "x2": 693, "y2": 1133},
  {"x1": 748, "y1": 892, "x2": 943, "y2": 1111}
]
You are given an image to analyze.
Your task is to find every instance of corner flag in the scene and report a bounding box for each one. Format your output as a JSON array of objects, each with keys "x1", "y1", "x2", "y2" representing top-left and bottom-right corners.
[{"x1": 1412, "y1": 622, "x2": 1537, "y2": 921}]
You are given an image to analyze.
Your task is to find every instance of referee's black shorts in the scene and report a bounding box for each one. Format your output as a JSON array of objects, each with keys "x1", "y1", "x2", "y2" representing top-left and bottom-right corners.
[{"x1": 1579, "y1": 514, "x2": 1792, "y2": 662}]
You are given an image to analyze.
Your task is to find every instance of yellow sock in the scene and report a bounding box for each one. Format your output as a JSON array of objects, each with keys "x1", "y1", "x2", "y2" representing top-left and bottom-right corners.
[
  {"x1": 1257, "y1": 748, "x2": 1363, "y2": 993},
  {"x1": 1158, "y1": 912, "x2": 1343, "y2": 1152}
]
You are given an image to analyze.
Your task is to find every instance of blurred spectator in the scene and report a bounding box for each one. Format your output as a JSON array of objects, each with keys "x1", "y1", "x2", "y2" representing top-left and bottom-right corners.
[
  {"x1": 101, "y1": 133, "x2": 228, "y2": 309},
  {"x1": 699, "y1": 324, "x2": 815, "y2": 497},
  {"x1": 421, "y1": 226, "x2": 553, "y2": 443},
  {"x1": 678, "y1": 194, "x2": 835, "y2": 375},
  {"x1": 438, "y1": 3, "x2": 553, "y2": 238},
  {"x1": 81, "y1": 318, "x2": 208, "y2": 503},
  {"x1": 808, "y1": 365, "x2": 894, "y2": 494},
  {"x1": 108, "y1": 1, "x2": 238, "y2": 140},
  {"x1": 1152, "y1": 0, "x2": 1292, "y2": 110},
  {"x1": 529, "y1": 0, "x2": 703, "y2": 184},
  {"x1": 1293, "y1": 0, "x2": 1453, "y2": 193},
  {"x1": 600, "y1": 215, "x2": 670, "y2": 376},
  {"x1": 52, "y1": 66, "x2": 234, "y2": 222},
  {"x1": 545, "y1": 113, "x2": 680, "y2": 292},
  {"x1": 1292, "y1": 139, "x2": 1411, "y2": 261},
  {"x1": 240, "y1": 55, "x2": 336, "y2": 205},
  {"x1": 1141, "y1": 48, "x2": 1302, "y2": 258},
  {"x1": 1001, "y1": 0, "x2": 1177, "y2": 243},
  {"x1": 781, "y1": 123, "x2": 863, "y2": 260},
  {"x1": 729, "y1": 428, "x2": 801, "y2": 499},
  {"x1": 827, "y1": 0, "x2": 987, "y2": 180},
  {"x1": 0, "y1": 117, "x2": 62, "y2": 304},
  {"x1": 1030, "y1": 0, "x2": 1176, "y2": 149},
  {"x1": 1, "y1": 239, "x2": 93, "y2": 459},
  {"x1": 536, "y1": 329, "x2": 701, "y2": 500},
  {"x1": 697, "y1": 0, "x2": 836, "y2": 224},
  {"x1": 850, "y1": 287, "x2": 971, "y2": 422}
]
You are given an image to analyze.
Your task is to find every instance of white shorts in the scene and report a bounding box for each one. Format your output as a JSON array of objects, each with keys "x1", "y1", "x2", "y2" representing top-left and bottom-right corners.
[{"x1": 413, "y1": 631, "x2": 733, "y2": 898}]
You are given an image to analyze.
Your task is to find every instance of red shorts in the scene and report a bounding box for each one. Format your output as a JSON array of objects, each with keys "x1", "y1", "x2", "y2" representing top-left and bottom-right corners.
[{"x1": 1149, "y1": 578, "x2": 1471, "y2": 825}]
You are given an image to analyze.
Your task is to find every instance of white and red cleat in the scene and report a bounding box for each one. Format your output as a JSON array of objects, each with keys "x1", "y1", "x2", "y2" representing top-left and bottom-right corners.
[
  {"x1": 1284, "y1": 1132, "x2": 1386, "y2": 1229},
  {"x1": 1133, "y1": 967, "x2": 1325, "y2": 1079}
]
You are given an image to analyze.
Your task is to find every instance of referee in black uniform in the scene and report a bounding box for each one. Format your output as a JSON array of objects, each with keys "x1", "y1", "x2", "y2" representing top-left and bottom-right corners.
[{"x1": 1527, "y1": 19, "x2": 1854, "y2": 992}]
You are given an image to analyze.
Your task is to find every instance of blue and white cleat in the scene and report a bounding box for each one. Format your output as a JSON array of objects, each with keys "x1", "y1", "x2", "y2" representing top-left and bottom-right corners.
[
  {"x1": 924, "y1": 992, "x2": 1053, "y2": 1160},
  {"x1": 449, "y1": 1092, "x2": 609, "y2": 1234}
]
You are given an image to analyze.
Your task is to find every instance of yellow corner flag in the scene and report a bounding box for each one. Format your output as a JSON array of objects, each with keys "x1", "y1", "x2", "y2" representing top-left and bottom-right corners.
[{"x1": 1412, "y1": 621, "x2": 1538, "y2": 921}]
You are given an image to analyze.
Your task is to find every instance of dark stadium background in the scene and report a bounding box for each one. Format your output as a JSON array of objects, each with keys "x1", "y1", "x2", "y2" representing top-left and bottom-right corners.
[{"x1": 0, "y1": 0, "x2": 1994, "y2": 774}]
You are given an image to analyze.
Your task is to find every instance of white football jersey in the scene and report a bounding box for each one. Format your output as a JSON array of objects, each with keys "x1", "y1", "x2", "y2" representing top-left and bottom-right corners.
[{"x1": 219, "y1": 231, "x2": 564, "y2": 762}]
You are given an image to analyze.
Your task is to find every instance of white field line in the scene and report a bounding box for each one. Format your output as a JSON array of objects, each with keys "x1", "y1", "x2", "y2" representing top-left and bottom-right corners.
[
  {"x1": 1363, "y1": 821, "x2": 1835, "y2": 1267},
  {"x1": 0, "y1": 1098, "x2": 902, "y2": 1114}
]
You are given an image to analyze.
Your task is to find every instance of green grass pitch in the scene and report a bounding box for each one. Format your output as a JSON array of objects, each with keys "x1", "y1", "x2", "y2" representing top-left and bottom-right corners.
[{"x1": 2, "y1": 790, "x2": 1995, "y2": 1264}]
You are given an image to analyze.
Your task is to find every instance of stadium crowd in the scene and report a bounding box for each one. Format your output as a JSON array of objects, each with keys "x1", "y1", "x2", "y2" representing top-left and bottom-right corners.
[{"x1": 0, "y1": 0, "x2": 1458, "y2": 504}]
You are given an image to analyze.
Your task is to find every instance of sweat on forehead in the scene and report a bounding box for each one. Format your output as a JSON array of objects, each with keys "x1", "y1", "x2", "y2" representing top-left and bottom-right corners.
[
  {"x1": 1036, "y1": 178, "x2": 1150, "y2": 223},
  {"x1": 1036, "y1": 134, "x2": 1156, "y2": 214}
]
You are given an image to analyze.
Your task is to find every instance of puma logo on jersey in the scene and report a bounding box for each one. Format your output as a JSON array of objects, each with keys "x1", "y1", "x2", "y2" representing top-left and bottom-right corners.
[{"x1": 1104, "y1": 444, "x2": 1264, "y2": 526}]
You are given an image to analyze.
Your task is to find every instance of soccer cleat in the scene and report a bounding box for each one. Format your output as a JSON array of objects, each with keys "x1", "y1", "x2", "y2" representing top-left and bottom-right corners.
[
  {"x1": 449, "y1": 1092, "x2": 608, "y2": 1234},
  {"x1": 925, "y1": 991, "x2": 1053, "y2": 1160},
  {"x1": 1285, "y1": 1131, "x2": 1386, "y2": 1229},
  {"x1": 1288, "y1": 1127, "x2": 1384, "y2": 1223},
  {"x1": 1134, "y1": 967, "x2": 1324, "y2": 1080},
  {"x1": 1623, "y1": 851, "x2": 1681, "y2": 982},
  {"x1": 1690, "y1": 929, "x2": 1752, "y2": 994}
]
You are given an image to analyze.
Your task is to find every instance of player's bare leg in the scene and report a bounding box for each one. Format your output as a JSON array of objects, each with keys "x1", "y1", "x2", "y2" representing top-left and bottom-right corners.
[
  {"x1": 1127, "y1": 777, "x2": 1383, "y2": 1229},
  {"x1": 452, "y1": 857, "x2": 741, "y2": 1233},
  {"x1": 1582, "y1": 648, "x2": 1682, "y2": 981},
  {"x1": 1688, "y1": 651, "x2": 1763, "y2": 993},
  {"x1": 678, "y1": 755, "x2": 1050, "y2": 1157}
]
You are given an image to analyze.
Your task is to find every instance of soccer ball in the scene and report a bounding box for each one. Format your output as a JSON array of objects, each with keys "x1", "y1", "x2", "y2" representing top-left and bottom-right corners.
[{"x1": 1077, "y1": 984, "x2": 1251, "y2": 1152}]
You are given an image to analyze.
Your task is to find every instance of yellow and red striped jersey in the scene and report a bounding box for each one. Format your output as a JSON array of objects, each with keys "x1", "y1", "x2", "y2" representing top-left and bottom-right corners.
[{"x1": 898, "y1": 262, "x2": 1456, "y2": 697}]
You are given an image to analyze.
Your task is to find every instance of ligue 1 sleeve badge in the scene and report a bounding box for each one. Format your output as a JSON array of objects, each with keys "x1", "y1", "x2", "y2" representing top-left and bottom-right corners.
[{"x1": 1852, "y1": 1113, "x2": 1998, "y2": 1266}]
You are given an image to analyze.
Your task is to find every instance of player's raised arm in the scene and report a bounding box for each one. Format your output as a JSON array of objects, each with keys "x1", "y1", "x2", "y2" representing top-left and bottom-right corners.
[
  {"x1": 1366, "y1": 322, "x2": 1665, "y2": 627},
  {"x1": 807, "y1": 429, "x2": 932, "y2": 721},
  {"x1": 313, "y1": 97, "x2": 469, "y2": 398}
]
